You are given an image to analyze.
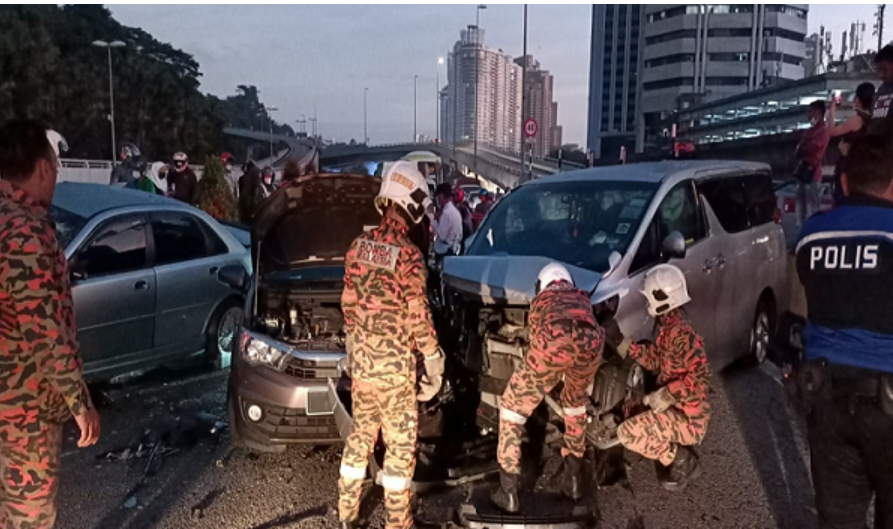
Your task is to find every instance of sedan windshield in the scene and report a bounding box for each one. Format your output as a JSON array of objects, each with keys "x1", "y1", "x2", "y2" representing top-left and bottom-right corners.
[
  {"x1": 50, "y1": 206, "x2": 88, "y2": 249},
  {"x1": 467, "y1": 180, "x2": 658, "y2": 273}
]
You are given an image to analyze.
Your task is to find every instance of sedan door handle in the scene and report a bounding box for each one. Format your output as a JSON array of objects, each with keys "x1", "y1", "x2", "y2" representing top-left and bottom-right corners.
[
  {"x1": 209, "y1": 266, "x2": 220, "y2": 276},
  {"x1": 133, "y1": 280, "x2": 149, "y2": 291}
]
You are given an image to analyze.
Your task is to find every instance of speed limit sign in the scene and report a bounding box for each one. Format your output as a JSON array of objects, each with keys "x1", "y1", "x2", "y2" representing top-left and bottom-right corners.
[{"x1": 524, "y1": 118, "x2": 538, "y2": 138}]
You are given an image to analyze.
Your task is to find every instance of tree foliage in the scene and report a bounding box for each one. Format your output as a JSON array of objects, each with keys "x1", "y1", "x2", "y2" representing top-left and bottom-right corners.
[
  {"x1": 0, "y1": 5, "x2": 292, "y2": 161},
  {"x1": 197, "y1": 156, "x2": 237, "y2": 221}
]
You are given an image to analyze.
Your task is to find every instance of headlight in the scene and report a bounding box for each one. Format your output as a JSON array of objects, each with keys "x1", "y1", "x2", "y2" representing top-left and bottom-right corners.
[{"x1": 240, "y1": 333, "x2": 287, "y2": 368}]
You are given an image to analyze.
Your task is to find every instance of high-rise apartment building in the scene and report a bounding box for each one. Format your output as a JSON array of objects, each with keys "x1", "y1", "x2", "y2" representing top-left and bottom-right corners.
[
  {"x1": 442, "y1": 26, "x2": 523, "y2": 152},
  {"x1": 587, "y1": 4, "x2": 644, "y2": 161},
  {"x1": 516, "y1": 55, "x2": 561, "y2": 157}
]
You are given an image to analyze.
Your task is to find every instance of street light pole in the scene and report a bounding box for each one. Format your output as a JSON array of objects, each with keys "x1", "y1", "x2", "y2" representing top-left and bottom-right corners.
[
  {"x1": 520, "y1": 4, "x2": 528, "y2": 182},
  {"x1": 414, "y1": 75, "x2": 419, "y2": 142},
  {"x1": 437, "y1": 57, "x2": 444, "y2": 142},
  {"x1": 364, "y1": 87, "x2": 369, "y2": 145},
  {"x1": 474, "y1": 4, "x2": 487, "y2": 177},
  {"x1": 267, "y1": 105, "x2": 278, "y2": 160},
  {"x1": 92, "y1": 40, "x2": 126, "y2": 164}
]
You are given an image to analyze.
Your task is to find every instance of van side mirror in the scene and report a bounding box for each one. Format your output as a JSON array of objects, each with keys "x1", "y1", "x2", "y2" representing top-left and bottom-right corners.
[
  {"x1": 661, "y1": 231, "x2": 687, "y2": 261},
  {"x1": 218, "y1": 265, "x2": 249, "y2": 292}
]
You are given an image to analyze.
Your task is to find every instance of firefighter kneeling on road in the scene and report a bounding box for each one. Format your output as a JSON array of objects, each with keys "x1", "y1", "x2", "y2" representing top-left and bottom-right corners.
[
  {"x1": 616, "y1": 264, "x2": 710, "y2": 491},
  {"x1": 491, "y1": 263, "x2": 605, "y2": 513},
  {"x1": 337, "y1": 161, "x2": 444, "y2": 529}
]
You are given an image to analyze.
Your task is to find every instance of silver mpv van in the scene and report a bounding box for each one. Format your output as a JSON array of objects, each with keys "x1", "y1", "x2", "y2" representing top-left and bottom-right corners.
[{"x1": 444, "y1": 160, "x2": 790, "y2": 375}]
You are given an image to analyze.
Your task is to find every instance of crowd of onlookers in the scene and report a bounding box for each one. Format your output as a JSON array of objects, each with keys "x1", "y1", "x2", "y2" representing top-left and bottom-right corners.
[{"x1": 793, "y1": 44, "x2": 893, "y2": 226}]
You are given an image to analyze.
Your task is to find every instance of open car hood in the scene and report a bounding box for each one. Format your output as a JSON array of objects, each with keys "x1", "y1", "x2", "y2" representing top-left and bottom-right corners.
[
  {"x1": 443, "y1": 255, "x2": 602, "y2": 305},
  {"x1": 251, "y1": 173, "x2": 381, "y2": 277}
]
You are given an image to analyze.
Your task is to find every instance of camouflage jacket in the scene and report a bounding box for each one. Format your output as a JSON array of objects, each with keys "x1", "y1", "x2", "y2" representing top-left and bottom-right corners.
[
  {"x1": 628, "y1": 309, "x2": 710, "y2": 419},
  {"x1": 528, "y1": 282, "x2": 604, "y2": 367},
  {"x1": 342, "y1": 217, "x2": 437, "y2": 385},
  {"x1": 0, "y1": 180, "x2": 89, "y2": 432}
]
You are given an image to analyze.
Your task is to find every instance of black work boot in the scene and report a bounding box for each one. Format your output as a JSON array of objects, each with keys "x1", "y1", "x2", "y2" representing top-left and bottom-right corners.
[
  {"x1": 490, "y1": 468, "x2": 521, "y2": 513},
  {"x1": 655, "y1": 446, "x2": 702, "y2": 492},
  {"x1": 559, "y1": 455, "x2": 585, "y2": 501}
]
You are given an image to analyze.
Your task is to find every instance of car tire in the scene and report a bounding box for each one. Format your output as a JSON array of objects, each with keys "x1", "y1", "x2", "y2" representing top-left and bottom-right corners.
[
  {"x1": 206, "y1": 300, "x2": 243, "y2": 370},
  {"x1": 748, "y1": 299, "x2": 775, "y2": 366}
]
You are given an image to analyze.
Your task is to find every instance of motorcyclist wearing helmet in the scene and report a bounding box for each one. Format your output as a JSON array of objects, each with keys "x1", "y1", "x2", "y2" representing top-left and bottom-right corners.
[
  {"x1": 167, "y1": 152, "x2": 199, "y2": 205},
  {"x1": 110, "y1": 142, "x2": 142, "y2": 188},
  {"x1": 338, "y1": 161, "x2": 443, "y2": 529},
  {"x1": 260, "y1": 166, "x2": 276, "y2": 198},
  {"x1": 491, "y1": 263, "x2": 605, "y2": 513},
  {"x1": 615, "y1": 264, "x2": 711, "y2": 492},
  {"x1": 452, "y1": 188, "x2": 473, "y2": 242}
]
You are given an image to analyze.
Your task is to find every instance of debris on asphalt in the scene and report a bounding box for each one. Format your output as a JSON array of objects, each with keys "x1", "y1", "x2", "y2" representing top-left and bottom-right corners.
[
  {"x1": 123, "y1": 496, "x2": 138, "y2": 509},
  {"x1": 190, "y1": 486, "x2": 226, "y2": 520}
]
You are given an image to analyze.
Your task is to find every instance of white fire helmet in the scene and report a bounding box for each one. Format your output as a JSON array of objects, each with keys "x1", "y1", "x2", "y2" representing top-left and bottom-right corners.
[
  {"x1": 46, "y1": 129, "x2": 68, "y2": 166},
  {"x1": 375, "y1": 160, "x2": 431, "y2": 224},
  {"x1": 535, "y1": 262, "x2": 574, "y2": 295},
  {"x1": 641, "y1": 264, "x2": 691, "y2": 317}
]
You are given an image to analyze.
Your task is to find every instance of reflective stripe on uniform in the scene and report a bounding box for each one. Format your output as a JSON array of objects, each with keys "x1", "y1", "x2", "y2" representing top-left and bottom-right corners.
[
  {"x1": 563, "y1": 406, "x2": 587, "y2": 417},
  {"x1": 381, "y1": 474, "x2": 412, "y2": 491},
  {"x1": 340, "y1": 464, "x2": 366, "y2": 481},
  {"x1": 500, "y1": 407, "x2": 528, "y2": 425}
]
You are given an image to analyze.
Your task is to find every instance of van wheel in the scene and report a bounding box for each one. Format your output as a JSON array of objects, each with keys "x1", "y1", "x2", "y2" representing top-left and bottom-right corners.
[
  {"x1": 748, "y1": 300, "x2": 774, "y2": 366},
  {"x1": 207, "y1": 301, "x2": 243, "y2": 370}
]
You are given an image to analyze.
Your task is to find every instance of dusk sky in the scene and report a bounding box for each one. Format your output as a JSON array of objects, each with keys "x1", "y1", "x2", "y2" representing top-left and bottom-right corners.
[{"x1": 110, "y1": 4, "x2": 883, "y2": 147}]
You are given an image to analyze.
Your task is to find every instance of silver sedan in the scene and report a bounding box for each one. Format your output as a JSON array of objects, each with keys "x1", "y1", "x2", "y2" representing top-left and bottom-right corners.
[{"x1": 51, "y1": 183, "x2": 251, "y2": 380}]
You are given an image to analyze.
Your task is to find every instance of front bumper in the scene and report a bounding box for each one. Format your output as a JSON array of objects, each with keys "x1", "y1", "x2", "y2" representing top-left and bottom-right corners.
[{"x1": 229, "y1": 357, "x2": 342, "y2": 451}]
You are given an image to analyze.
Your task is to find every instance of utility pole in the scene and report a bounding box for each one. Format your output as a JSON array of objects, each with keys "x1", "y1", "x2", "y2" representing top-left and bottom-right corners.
[
  {"x1": 363, "y1": 87, "x2": 369, "y2": 145},
  {"x1": 414, "y1": 74, "x2": 419, "y2": 142},
  {"x1": 436, "y1": 58, "x2": 444, "y2": 142},
  {"x1": 520, "y1": 4, "x2": 528, "y2": 182},
  {"x1": 92, "y1": 40, "x2": 126, "y2": 164},
  {"x1": 266, "y1": 105, "x2": 278, "y2": 160},
  {"x1": 474, "y1": 4, "x2": 487, "y2": 177},
  {"x1": 876, "y1": 4, "x2": 886, "y2": 52}
]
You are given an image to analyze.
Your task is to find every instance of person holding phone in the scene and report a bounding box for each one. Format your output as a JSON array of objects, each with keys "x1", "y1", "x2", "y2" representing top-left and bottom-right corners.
[{"x1": 828, "y1": 83, "x2": 876, "y2": 206}]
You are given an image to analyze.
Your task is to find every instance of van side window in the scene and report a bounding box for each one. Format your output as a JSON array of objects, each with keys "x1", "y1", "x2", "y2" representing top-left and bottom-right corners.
[
  {"x1": 699, "y1": 177, "x2": 749, "y2": 233},
  {"x1": 744, "y1": 173, "x2": 777, "y2": 227},
  {"x1": 630, "y1": 180, "x2": 705, "y2": 273},
  {"x1": 656, "y1": 181, "x2": 705, "y2": 245}
]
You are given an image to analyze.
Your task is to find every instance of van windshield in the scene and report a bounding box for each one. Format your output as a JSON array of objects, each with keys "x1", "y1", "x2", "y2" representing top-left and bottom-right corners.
[{"x1": 467, "y1": 180, "x2": 658, "y2": 273}]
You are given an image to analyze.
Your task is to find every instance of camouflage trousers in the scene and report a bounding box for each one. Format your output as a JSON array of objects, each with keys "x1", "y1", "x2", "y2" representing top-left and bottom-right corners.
[
  {"x1": 497, "y1": 350, "x2": 600, "y2": 475},
  {"x1": 338, "y1": 377, "x2": 417, "y2": 529},
  {"x1": 0, "y1": 421, "x2": 63, "y2": 529},
  {"x1": 617, "y1": 407, "x2": 708, "y2": 466}
]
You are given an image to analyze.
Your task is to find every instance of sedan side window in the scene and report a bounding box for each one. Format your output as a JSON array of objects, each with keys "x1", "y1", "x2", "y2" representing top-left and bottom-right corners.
[
  {"x1": 74, "y1": 218, "x2": 148, "y2": 278},
  {"x1": 152, "y1": 214, "x2": 226, "y2": 266}
]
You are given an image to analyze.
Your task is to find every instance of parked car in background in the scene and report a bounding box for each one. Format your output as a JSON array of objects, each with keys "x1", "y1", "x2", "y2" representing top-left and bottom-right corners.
[
  {"x1": 51, "y1": 183, "x2": 250, "y2": 380},
  {"x1": 776, "y1": 174, "x2": 834, "y2": 250}
]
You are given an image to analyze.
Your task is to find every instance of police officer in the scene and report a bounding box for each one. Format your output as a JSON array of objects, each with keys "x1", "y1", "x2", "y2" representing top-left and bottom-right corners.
[
  {"x1": 616, "y1": 264, "x2": 710, "y2": 491},
  {"x1": 491, "y1": 263, "x2": 605, "y2": 513},
  {"x1": 338, "y1": 161, "x2": 444, "y2": 529},
  {"x1": 794, "y1": 131, "x2": 893, "y2": 528},
  {"x1": 0, "y1": 120, "x2": 101, "y2": 528}
]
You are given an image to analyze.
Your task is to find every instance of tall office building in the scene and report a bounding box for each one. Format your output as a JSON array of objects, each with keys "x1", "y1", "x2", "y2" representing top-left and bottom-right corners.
[
  {"x1": 516, "y1": 55, "x2": 561, "y2": 157},
  {"x1": 638, "y1": 4, "x2": 809, "y2": 149},
  {"x1": 587, "y1": 4, "x2": 644, "y2": 161},
  {"x1": 442, "y1": 26, "x2": 523, "y2": 152}
]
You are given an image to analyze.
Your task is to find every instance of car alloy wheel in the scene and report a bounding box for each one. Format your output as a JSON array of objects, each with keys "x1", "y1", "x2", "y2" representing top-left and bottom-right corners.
[
  {"x1": 750, "y1": 306, "x2": 771, "y2": 366},
  {"x1": 215, "y1": 306, "x2": 243, "y2": 369}
]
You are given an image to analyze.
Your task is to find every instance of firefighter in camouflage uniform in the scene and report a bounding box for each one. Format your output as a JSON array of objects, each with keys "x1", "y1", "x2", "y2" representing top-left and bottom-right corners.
[
  {"x1": 491, "y1": 263, "x2": 605, "y2": 513},
  {"x1": 337, "y1": 161, "x2": 443, "y2": 529},
  {"x1": 616, "y1": 264, "x2": 710, "y2": 492},
  {"x1": 0, "y1": 120, "x2": 101, "y2": 529}
]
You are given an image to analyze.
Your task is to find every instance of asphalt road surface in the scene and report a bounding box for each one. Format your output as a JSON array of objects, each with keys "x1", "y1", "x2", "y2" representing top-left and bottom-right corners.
[{"x1": 54, "y1": 359, "x2": 816, "y2": 529}]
